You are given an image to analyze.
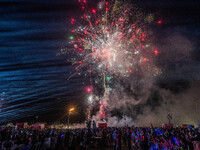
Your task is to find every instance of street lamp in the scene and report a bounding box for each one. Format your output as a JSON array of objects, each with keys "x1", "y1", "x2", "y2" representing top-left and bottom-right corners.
[{"x1": 68, "y1": 107, "x2": 75, "y2": 128}]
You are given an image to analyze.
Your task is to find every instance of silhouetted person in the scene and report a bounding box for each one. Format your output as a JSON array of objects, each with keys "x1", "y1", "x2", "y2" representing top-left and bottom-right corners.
[
  {"x1": 139, "y1": 129, "x2": 149, "y2": 150},
  {"x1": 128, "y1": 128, "x2": 131, "y2": 150}
]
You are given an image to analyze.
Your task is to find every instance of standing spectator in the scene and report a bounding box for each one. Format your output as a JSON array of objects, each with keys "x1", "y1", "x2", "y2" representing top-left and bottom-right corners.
[
  {"x1": 139, "y1": 129, "x2": 149, "y2": 150},
  {"x1": 112, "y1": 130, "x2": 117, "y2": 150},
  {"x1": 2, "y1": 136, "x2": 12, "y2": 150},
  {"x1": 116, "y1": 129, "x2": 122, "y2": 150},
  {"x1": 50, "y1": 133, "x2": 57, "y2": 150},
  {"x1": 127, "y1": 128, "x2": 132, "y2": 150}
]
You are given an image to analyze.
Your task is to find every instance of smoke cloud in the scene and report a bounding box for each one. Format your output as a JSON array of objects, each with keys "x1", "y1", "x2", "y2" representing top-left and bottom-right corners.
[{"x1": 92, "y1": 32, "x2": 200, "y2": 127}]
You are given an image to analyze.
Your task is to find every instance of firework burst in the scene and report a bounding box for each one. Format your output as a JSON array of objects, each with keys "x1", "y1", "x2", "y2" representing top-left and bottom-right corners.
[{"x1": 61, "y1": 0, "x2": 161, "y2": 120}]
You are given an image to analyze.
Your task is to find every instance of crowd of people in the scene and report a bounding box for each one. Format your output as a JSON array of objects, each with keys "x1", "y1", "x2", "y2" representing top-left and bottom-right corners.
[{"x1": 0, "y1": 125, "x2": 200, "y2": 150}]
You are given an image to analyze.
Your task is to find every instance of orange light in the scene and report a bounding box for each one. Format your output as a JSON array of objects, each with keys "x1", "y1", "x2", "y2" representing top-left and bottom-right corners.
[{"x1": 69, "y1": 107, "x2": 75, "y2": 112}]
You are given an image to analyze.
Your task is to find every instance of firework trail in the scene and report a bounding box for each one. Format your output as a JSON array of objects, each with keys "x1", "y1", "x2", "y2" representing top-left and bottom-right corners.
[{"x1": 61, "y1": 0, "x2": 162, "y2": 122}]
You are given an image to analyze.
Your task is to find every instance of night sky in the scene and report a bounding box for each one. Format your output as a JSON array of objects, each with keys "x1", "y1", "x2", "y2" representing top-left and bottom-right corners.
[{"x1": 0, "y1": 0, "x2": 200, "y2": 124}]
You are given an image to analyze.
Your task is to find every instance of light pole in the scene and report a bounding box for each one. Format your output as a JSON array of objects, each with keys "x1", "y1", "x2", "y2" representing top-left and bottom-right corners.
[
  {"x1": 68, "y1": 107, "x2": 75, "y2": 128},
  {"x1": 167, "y1": 113, "x2": 172, "y2": 124}
]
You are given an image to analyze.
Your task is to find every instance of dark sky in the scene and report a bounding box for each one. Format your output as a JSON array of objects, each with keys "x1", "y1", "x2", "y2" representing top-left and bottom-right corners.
[{"x1": 0, "y1": 0, "x2": 199, "y2": 124}]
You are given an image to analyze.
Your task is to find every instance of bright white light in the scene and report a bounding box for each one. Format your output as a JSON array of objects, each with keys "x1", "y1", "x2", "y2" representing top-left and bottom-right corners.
[{"x1": 88, "y1": 95, "x2": 93, "y2": 103}]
